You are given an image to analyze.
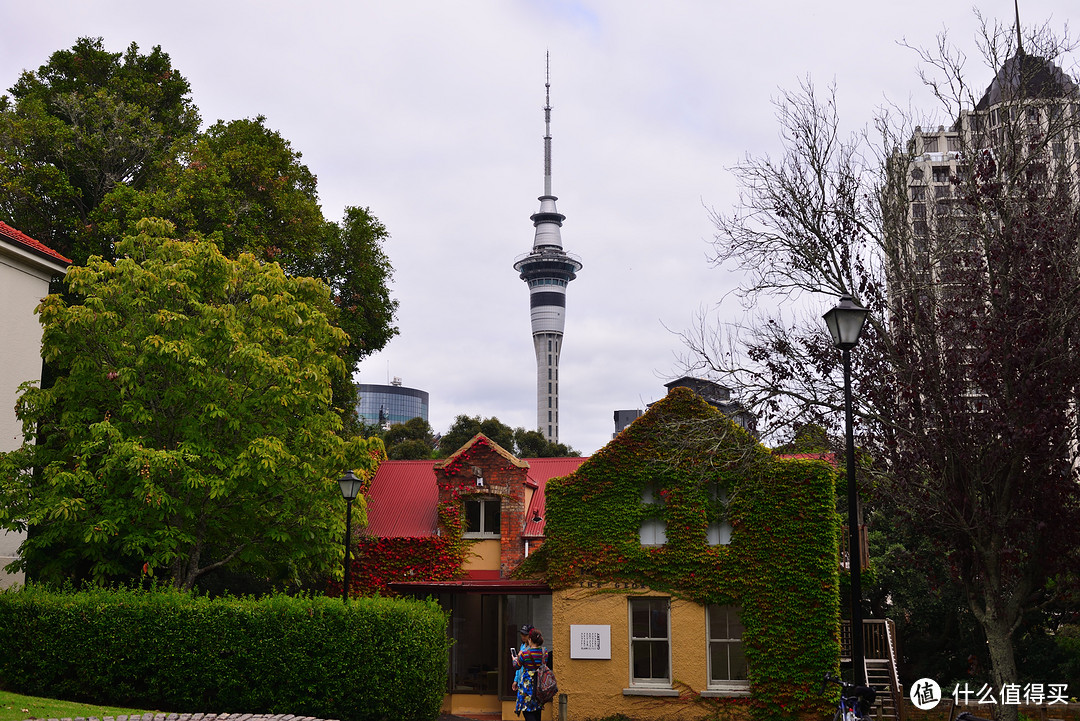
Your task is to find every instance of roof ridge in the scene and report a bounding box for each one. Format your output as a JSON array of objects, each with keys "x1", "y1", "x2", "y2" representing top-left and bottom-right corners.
[{"x1": 0, "y1": 220, "x2": 72, "y2": 265}]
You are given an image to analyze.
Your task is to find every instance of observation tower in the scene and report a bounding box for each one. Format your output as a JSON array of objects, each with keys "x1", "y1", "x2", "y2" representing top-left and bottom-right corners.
[{"x1": 513, "y1": 57, "x2": 582, "y2": 444}]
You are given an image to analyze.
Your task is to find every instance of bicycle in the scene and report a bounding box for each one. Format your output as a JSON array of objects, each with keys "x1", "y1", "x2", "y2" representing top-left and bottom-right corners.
[{"x1": 820, "y1": 672, "x2": 878, "y2": 721}]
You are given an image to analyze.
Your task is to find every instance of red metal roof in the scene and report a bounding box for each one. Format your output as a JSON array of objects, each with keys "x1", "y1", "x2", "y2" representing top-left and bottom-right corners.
[
  {"x1": 522, "y1": 457, "x2": 586, "y2": 537},
  {"x1": 362, "y1": 456, "x2": 587, "y2": 538},
  {"x1": 361, "y1": 460, "x2": 439, "y2": 537},
  {"x1": 0, "y1": 221, "x2": 71, "y2": 265}
]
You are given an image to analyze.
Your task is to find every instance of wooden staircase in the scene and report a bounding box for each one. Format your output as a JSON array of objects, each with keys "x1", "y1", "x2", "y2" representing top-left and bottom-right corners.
[{"x1": 842, "y1": 619, "x2": 903, "y2": 721}]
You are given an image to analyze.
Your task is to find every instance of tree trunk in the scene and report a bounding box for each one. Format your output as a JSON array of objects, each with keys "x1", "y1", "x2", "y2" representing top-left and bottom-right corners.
[{"x1": 972, "y1": 599, "x2": 1020, "y2": 721}]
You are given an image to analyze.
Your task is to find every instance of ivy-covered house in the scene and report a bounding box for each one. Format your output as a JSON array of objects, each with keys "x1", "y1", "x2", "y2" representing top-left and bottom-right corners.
[
  {"x1": 528, "y1": 386, "x2": 841, "y2": 721},
  {"x1": 355, "y1": 434, "x2": 585, "y2": 718}
]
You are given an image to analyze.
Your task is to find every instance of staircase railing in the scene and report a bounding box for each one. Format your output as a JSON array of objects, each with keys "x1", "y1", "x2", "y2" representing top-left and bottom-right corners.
[{"x1": 840, "y1": 619, "x2": 903, "y2": 721}]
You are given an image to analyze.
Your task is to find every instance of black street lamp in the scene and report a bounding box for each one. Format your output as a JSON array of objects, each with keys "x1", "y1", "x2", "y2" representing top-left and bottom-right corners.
[
  {"x1": 823, "y1": 294, "x2": 869, "y2": 685},
  {"x1": 338, "y1": 470, "x2": 363, "y2": 601}
]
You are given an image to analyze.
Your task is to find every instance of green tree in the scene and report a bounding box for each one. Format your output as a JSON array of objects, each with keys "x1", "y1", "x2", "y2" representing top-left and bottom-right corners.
[
  {"x1": 90, "y1": 116, "x2": 399, "y2": 375},
  {"x1": 512, "y1": 428, "x2": 580, "y2": 458},
  {"x1": 0, "y1": 39, "x2": 398, "y2": 375},
  {"x1": 383, "y1": 417, "x2": 437, "y2": 460},
  {"x1": 0, "y1": 37, "x2": 200, "y2": 262},
  {"x1": 437, "y1": 415, "x2": 579, "y2": 458},
  {"x1": 0, "y1": 218, "x2": 382, "y2": 590},
  {"x1": 438, "y1": 415, "x2": 516, "y2": 457}
]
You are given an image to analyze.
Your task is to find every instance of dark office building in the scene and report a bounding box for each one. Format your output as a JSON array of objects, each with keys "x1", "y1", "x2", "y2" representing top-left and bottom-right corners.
[{"x1": 356, "y1": 379, "x2": 429, "y2": 428}]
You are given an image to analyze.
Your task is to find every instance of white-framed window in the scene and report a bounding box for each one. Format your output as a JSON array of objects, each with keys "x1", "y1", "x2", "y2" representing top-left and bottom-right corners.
[
  {"x1": 629, "y1": 597, "x2": 671, "y2": 686},
  {"x1": 639, "y1": 517, "x2": 667, "y2": 546},
  {"x1": 707, "y1": 605, "x2": 748, "y2": 692},
  {"x1": 707, "y1": 520, "x2": 732, "y2": 546},
  {"x1": 463, "y1": 496, "x2": 500, "y2": 538}
]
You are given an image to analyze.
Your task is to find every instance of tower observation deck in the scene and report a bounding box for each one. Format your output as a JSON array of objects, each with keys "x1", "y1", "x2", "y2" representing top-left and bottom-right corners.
[{"x1": 513, "y1": 56, "x2": 582, "y2": 444}]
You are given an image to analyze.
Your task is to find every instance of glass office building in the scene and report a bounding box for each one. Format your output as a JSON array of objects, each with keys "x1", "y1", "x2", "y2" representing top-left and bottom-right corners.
[{"x1": 356, "y1": 381, "x2": 429, "y2": 428}]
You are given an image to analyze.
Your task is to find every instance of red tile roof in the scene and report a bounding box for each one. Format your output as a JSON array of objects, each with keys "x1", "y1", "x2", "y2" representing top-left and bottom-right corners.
[
  {"x1": 361, "y1": 456, "x2": 587, "y2": 538},
  {"x1": 0, "y1": 221, "x2": 71, "y2": 265}
]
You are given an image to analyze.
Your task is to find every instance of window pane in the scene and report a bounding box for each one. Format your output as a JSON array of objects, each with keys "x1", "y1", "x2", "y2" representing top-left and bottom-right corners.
[
  {"x1": 632, "y1": 639, "x2": 651, "y2": 678},
  {"x1": 729, "y1": 643, "x2": 747, "y2": 679},
  {"x1": 632, "y1": 640, "x2": 669, "y2": 680},
  {"x1": 729, "y1": 613, "x2": 745, "y2": 639},
  {"x1": 710, "y1": 643, "x2": 728, "y2": 681},
  {"x1": 649, "y1": 602, "x2": 668, "y2": 638},
  {"x1": 465, "y1": 500, "x2": 480, "y2": 534},
  {"x1": 484, "y1": 499, "x2": 501, "y2": 535},
  {"x1": 632, "y1": 603, "x2": 650, "y2": 638},
  {"x1": 650, "y1": 640, "x2": 669, "y2": 679}
]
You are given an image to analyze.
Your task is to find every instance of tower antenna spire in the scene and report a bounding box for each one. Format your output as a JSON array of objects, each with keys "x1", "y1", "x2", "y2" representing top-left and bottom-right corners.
[
  {"x1": 1015, "y1": 0, "x2": 1024, "y2": 54},
  {"x1": 544, "y1": 50, "x2": 553, "y2": 197}
]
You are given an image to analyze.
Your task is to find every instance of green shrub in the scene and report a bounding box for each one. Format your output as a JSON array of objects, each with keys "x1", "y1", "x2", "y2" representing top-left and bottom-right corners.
[{"x1": 0, "y1": 584, "x2": 449, "y2": 721}]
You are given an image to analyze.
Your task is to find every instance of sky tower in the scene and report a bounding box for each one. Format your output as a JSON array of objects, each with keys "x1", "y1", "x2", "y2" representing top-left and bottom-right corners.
[{"x1": 513, "y1": 56, "x2": 582, "y2": 444}]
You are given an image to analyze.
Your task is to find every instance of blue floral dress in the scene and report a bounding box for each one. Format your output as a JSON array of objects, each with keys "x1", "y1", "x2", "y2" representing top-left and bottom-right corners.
[{"x1": 514, "y1": 646, "x2": 546, "y2": 715}]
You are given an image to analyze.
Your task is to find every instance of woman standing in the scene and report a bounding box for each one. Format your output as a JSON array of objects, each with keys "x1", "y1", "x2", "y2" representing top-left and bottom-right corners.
[{"x1": 513, "y1": 628, "x2": 546, "y2": 721}]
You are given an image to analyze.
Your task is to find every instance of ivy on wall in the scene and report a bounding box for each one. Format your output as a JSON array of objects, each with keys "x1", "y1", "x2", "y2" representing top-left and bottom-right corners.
[
  {"x1": 522, "y1": 388, "x2": 841, "y2": 721},
  {"x1": 343, "y1": 532, "x2": 471, "y2": 596}
]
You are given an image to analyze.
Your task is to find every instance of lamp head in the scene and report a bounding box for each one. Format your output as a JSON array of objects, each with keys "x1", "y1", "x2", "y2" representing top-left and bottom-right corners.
[
  {"x1": 823, "y1": 294, "x2": 869, "y2": 350},
  {"x1": 338, "y1": 470, "x2": 363, "y2": 501}
]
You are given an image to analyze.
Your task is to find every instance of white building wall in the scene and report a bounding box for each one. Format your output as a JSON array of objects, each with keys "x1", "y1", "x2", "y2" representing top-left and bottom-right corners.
[{"x1": 0, "y1": 243, "x2": 67, "y2": 588}]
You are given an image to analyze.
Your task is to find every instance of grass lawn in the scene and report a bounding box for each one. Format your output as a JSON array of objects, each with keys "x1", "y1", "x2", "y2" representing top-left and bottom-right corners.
[{"x1": 0, "y1": 691, "x2": 157, "y2": 721}]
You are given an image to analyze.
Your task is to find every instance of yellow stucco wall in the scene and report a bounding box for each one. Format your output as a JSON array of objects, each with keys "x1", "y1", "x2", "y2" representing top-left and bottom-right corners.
[
  {"x1": 553, "y1": 585, "x2": 751, "y2": 721},
  {"x1": 463, "y1": 539, "x2": 501, "y2": 572}
]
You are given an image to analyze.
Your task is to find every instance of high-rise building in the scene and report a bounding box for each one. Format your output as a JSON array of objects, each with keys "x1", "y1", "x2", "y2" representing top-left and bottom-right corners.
[
  {"x1": 356, "y1": 378, "x2": 429, "y2": 428},
  {"x1": 890, "y1": 22, "x2": 1080, "y2": 411},
  {"x1": 900, "y1": 31, "x2": 1079, "y2": 287},
  {"x1": 513, "y1": 57, "x2": 582, "y2": 443}
]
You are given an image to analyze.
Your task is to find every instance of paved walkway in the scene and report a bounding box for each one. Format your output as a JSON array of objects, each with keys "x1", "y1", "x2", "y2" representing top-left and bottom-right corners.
[
  {"x1": 24, "y1": 715, "x2": 333, "y2": 721},
  {"x1": 26, "y1": 711, "x2": 486, "y2": 721}
]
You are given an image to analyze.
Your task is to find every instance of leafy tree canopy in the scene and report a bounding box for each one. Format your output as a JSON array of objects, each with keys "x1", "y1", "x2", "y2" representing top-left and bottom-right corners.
[
  {"x1": 0, "y1": 219, "x2": 383, "y2": 590},
  {"x1": 437, "y1": 415, "x2": 580, "y2": 458},
  {"x1": 0, "y1": 37, "x2": 398, "y2": 373},
  {"x1": 383, "y1": 417, "x2": 437, "y2": 460},
  {"x1": 0, "y1": 37, "x2": 200, "y2": 261}
]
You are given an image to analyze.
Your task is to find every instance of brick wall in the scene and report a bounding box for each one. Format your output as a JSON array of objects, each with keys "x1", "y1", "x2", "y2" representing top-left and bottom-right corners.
[{"x1": 435, "y1": 436, "x2": 529, "y2": 578}]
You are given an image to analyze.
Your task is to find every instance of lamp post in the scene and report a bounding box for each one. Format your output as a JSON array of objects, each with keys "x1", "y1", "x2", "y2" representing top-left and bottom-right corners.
[
  {"x1": 823, "y1": 294, "x2": 869, "y2": 685},
  {"x1": 338, "y1": 470, "x2": 363, "y2": 601}
]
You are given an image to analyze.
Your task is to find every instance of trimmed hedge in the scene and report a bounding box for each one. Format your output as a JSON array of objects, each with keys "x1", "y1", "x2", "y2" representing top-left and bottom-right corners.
[{"x1": 0, "y1": 585, "x2": 449, "y2": 721}]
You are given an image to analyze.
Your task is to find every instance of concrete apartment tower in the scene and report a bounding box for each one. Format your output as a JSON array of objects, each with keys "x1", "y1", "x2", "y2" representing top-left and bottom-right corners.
[{"x1": 513, "y1": 55, "x2": 582, "y2": 443}]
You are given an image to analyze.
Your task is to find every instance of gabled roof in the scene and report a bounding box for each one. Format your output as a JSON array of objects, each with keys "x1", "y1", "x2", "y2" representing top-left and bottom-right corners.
[
  {"x1": 434, "y1": 433, "x2": 529, "y2": 470},
  {"x1": 0, "y1": 221, "x2": 71, "y2": 267},
  {"x1": 363, "y1": 454, "x2": 587, "y2": 538}
]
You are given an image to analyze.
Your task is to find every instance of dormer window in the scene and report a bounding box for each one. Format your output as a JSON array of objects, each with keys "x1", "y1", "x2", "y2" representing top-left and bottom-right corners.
[{"x1": 464, "y1": 497, "x2": 501, "y2": 538}]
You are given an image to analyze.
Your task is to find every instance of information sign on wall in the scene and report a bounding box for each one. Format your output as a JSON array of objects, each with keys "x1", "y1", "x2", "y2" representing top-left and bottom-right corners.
[{"x1": 569, "y1": 624, "x2": 611, "y2": 659}]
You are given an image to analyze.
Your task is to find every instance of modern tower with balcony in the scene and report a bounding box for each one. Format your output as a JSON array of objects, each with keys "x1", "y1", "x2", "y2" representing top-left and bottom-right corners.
[{"x1": 513, "y1": 58, "x2": 582, "y2": 444}]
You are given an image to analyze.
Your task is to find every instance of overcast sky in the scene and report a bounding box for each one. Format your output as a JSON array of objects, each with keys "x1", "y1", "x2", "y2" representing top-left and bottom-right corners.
[{"x1": 4, "y1": 1, "x2": 1076, "y2": 454}]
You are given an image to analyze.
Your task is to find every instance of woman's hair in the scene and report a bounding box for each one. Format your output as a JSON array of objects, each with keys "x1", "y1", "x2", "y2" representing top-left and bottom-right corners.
[{"x1": 528, "y1": 628, "x2": 544, "y2": 645}]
